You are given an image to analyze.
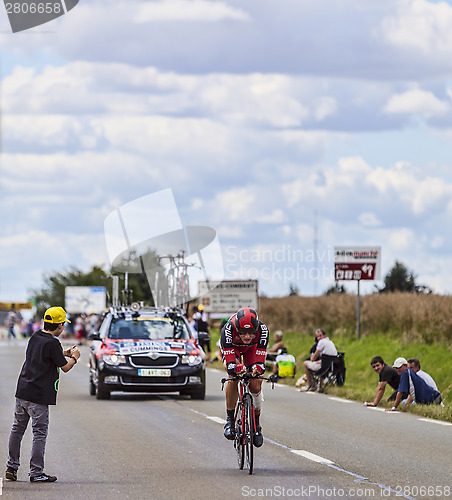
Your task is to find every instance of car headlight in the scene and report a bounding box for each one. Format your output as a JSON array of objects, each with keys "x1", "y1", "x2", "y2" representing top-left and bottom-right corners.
[
  {"x1": 103, "y1": 354, "x2": 127, "y2": 366},
  {"x1": 181, "y1": 354, "x2": 202, "y2": 365}
]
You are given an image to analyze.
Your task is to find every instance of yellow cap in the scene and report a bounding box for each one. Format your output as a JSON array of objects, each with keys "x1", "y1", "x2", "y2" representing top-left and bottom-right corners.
[
  {"x1": 197, "y1": 304, "x2": 204, "y2": 311},
  {"x1": 44, "y1": 306, "x2": 71, "y2": 324}
]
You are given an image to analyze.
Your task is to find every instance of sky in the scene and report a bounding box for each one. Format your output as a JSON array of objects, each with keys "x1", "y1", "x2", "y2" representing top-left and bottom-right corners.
[{"x1": 1, "y1": 0, "x2": 452, "y2": 305}]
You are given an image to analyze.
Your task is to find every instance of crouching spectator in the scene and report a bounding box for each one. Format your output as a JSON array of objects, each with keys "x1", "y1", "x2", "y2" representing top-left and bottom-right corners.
[
  {"x1": 407, "y1": 358, "x2": 439, "y2": 392},
  {"x1": 386, "y1": 357, "x2": 442, "y2": 411},
  {"x1": 364, "y1": 356, "x2": 400, "y2": 407}
]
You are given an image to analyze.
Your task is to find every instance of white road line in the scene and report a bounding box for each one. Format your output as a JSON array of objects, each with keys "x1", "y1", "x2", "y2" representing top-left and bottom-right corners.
[
  {"x1": 418, "y1": 418, "x2": 452, "y2": 426},
  {"x1": 327, "y1": 396, "x2": 353, "y2": 403},
  {"x1": 367, "y1": 407, "x2": 388, "y2": 412},
  {"x1": 291, "y1": 450, "x2": 334, "y2": 464},
  {"x1": 208, "y1": 368, "x2": 222, "y2": 373},
  {"x1": 182, "y1": 404, "x2": 418, "y2": 500},
  {"x1": 207, "y1": 416, "x2": 226, "y2": 424}
]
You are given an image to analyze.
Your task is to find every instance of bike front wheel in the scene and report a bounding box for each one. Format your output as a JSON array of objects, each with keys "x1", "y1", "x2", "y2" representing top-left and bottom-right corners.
[
  {"x1": 234, "y1": 402, "x2": 245, "y2": 469},
  {"x1": 243, "y1": 394, "x2": 254, "y2": 474}
]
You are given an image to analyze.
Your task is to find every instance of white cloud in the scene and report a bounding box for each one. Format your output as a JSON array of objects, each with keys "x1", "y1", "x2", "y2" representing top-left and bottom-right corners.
[
  {"x1": 258, "y1": 210, "x2": 286, "y2": 224},
  {"x1": 383, "y1": 88, "x2": 451, "y2": 118},
  {"x1": 379, "y1": 0, "x2": 452, "y2": 55},
  {"x1": 358, "y1": 212, "x2": 382, "y2": 227},
  {"x1": 133, "y1": 0, "x2": 251, "y2": 23}
]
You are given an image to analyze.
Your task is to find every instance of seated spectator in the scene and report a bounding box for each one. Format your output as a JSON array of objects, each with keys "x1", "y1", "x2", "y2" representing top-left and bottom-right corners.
[
  {"x1": 364, "y1": 356, "x2": 400, "y2": 407},
  {"x1": 407, "y1": 358, "x2": 439, "y2": 392},
  {"x1": 272, "y1": 348, "x2": 296, "y2": 380},
  {"x1": 267, "y1": 331, "x2": 284, "y2": 356},
  {"x1": 301, "y1": 329, "x2": 337, "y2": 392},
  {"x1": 265, "y1": 330, "x2": 285, "y2": 367},
  {"x1": 386, "y1": 357, "x2": 442, "y2": 411},
  {"x1": 308, "y1": 335, "x2": 318, "y2": 358}
]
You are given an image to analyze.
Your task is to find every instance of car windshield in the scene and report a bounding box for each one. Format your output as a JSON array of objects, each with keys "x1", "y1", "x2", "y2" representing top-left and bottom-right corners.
[{"x1": 108, "y1": 318, "x2": 191, "y2": 340}]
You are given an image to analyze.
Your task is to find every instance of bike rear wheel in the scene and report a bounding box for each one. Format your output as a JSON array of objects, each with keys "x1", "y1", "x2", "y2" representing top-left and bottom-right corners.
[
  {"x1": 234, "y1": 402, "x2": 245, "y2": 469},
  {"x1": 243, "y1": 394, "x2": 254, "y2": 474}
]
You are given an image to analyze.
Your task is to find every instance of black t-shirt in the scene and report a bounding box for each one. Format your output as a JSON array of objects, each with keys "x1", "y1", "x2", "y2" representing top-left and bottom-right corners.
[
  {"x1": 15, "y1": 330, "x2": 68, "y2": 405},
  {"x1": 379, "y1": 364, "x2": 400, "y2": 390}
]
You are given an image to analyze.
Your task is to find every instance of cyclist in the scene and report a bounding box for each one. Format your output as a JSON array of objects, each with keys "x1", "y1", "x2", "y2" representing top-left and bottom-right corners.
[{"x1": 220, "y1": 307, "x2": 269, "y2": 447}]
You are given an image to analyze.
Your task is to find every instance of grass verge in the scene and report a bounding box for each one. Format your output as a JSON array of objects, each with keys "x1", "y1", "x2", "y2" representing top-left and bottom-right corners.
[{"x1": 208, "y1": 328, "x2": 452, "y2": 423}]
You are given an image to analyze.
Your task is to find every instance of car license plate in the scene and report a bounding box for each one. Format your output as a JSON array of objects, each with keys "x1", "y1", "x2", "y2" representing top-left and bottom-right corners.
[{"x1": 138, "y1": 369, "x2": 171, "y2": 377}]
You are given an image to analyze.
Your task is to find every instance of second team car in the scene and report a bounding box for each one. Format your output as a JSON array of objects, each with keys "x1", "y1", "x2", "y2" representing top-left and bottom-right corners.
[{"x1": 89, "y1": 305, "x2": 206, "y2": 400}]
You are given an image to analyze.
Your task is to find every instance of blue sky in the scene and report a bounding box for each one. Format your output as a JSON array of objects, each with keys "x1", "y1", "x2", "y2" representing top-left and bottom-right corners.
[{"x1": 1, "y1": 0, "x2": 452, "y2": 304}]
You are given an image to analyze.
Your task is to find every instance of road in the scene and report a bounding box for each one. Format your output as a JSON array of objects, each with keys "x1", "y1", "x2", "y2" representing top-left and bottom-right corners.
[{"x1": 0, "y1": 340, "x2": 451, "y2": 500}]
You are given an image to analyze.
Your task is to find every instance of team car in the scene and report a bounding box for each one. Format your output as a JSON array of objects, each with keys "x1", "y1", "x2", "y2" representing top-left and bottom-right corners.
[{"x1": 89, "y1": 305, "x2": 206, "y2": 400}]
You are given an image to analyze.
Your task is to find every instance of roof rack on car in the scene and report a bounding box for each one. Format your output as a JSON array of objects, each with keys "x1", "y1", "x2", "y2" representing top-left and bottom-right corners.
[{"x1": 108, "y1": 303, "x2": 185, "y2": 320}]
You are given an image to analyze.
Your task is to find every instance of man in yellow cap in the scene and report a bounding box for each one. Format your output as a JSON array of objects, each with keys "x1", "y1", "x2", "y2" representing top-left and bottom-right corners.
[{"x1": 5, "y1": 306, "x2": 80, "y2": 483}]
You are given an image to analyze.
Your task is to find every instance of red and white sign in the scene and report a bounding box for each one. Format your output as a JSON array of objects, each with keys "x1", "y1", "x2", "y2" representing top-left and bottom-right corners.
[{"x1": 334, "y1": 247, "x2": 381, "y2": 281}]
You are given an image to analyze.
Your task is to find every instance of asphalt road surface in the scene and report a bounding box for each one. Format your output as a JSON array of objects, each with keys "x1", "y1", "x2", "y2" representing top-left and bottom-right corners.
[{"x1": 0, "y1": 340, "x2": 451, "y2": 500}]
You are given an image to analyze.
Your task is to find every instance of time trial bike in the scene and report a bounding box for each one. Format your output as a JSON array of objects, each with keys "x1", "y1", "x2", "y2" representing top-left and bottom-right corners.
[{"x1": 221, "y1": 372, "x2": 275, "y2": 475}]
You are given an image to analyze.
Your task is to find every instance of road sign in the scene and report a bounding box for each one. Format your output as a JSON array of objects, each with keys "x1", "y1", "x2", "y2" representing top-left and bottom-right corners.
[
  {"x1": 197, "y1": 280, "x2": 258, "y2": 313},
  {"x1": 334, "y1": 247, "x2": 381, "y2": 281},
  {"x1": 65, "y1": 286, "x2": 106, "y2": 314},
  {"x1": 334, "y1": 246, "x2": 381, "y2": 340}
]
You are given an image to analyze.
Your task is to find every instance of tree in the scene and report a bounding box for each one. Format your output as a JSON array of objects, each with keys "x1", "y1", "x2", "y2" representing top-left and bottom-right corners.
[
  {"x1": 324, "y1": 282, "x2": 347, "y2": 295},
  {"x1": 33, "y1": 265, "x2": 109, "y2": 318},
  {"x1": 377, "y1": 260, "x2": 432, "y2": 294},
  {"x1": 33, "y1": 262, "x2": 157, "y2": 318}
]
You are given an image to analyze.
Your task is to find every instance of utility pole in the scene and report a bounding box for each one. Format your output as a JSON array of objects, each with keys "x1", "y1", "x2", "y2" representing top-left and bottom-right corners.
[{"x1": 313, "y1": 210, "x2": 318, "y2": 296}]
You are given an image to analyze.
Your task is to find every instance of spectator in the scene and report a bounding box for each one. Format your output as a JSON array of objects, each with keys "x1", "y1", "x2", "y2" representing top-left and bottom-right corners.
[
  {"x1": 407, "y1": 358, "x2": 439, "y2": 392},
  {"x1": 269, "y1": 330, "x2": 284, "y2": 354},
  {"x1": 74, "y1": 315, "x2": 86, "y2": 345},
  {"x1": 272, "y1": 347, "x2": 296, "y2": 380},
  {"x1": 188, "y1": 306, "x2": 199, "y2": 338},
  {"x1": 6, "y1": 307, "x2": 19, "y2": 339},
  {"x1": 210, "y1": 318, "x2": 229, "y2": 363},
  {"x1": 5, "y1": 307, "x2": 80, "y2": 483},
  {"x1": 301, "y1": 329, "x2": 337, "y2": 392},
  {"x1": 193, "y1": 304, "x2": 211, "y2": 362},
  {"x1": 364, "y1": 356, "x2": 400, "y2": 407},
  {"x1": 265, "y1": 330, "x2": 285, "y2": 366},
  {"x1": 386, "y1": 357, "x2": 442, "y2": 411},
  {"x1": 309, "y1": 335, "x2": 318, "y2": 358}
]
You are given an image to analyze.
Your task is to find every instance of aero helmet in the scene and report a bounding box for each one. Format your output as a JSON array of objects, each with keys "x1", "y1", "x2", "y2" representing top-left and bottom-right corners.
[{"x1": 235, "y1": 307, "x2": 259, "y2": 335}]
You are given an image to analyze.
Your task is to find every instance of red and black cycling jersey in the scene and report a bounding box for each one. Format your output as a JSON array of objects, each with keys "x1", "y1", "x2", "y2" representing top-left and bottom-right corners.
[{"x1": 220, "y1": 315, "x2": 269, "y2": 370}]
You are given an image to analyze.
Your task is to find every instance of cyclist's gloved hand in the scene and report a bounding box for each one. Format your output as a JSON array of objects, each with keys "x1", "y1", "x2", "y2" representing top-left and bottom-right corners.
[
  {"x1": 251, "y1": 363, "x2": 265, "y2": 376},
  {"x1": 235, "y1": 363, "x2": 246, "y2": 375},
  {"x1": 227, "y1": 363, "x2": 237, "y2": 377}
]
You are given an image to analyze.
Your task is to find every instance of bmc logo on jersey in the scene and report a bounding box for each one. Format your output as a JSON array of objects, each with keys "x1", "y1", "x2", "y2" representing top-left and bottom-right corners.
[
  {"x1": 224, "y1": 323, "x2": 233, "y2": 344},
  {"x1": 259, "y1": 324, "x2": 269, "y2": 346},
  {"x1": 223, "y1": 349, "x2": 235, "y2": 356},
  {"x1": 256, "y1": 350, "x2": 266, "y2": 357}
]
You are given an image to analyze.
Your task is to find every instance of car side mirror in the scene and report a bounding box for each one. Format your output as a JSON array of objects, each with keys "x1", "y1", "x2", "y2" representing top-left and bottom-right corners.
[{"x1": 88, "y1": 332, "x2": 102, "y2": 341}]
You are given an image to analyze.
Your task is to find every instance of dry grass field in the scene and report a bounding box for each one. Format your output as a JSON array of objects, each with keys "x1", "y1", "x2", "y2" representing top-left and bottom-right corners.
[{"x1": 259, "y1": 292, "x2": 452, "y2": 344}]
